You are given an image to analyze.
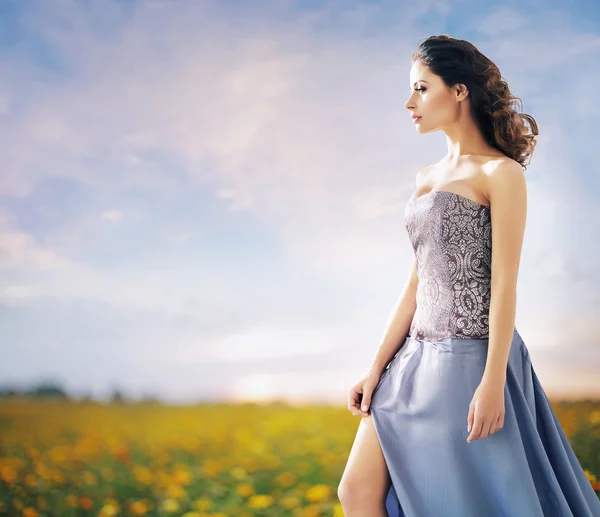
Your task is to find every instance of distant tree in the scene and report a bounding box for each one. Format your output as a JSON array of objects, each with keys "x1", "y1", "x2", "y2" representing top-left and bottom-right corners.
[
  {"x1": 140, "y1": 394, "x2": 161, "y2": 405},
  {"x1": 28, "y1": 381, "x2": 69, "y2": 399},
  {"x1": 110, "y1": 388, "x2": 127, "y2": 404},
  {"x1": 78, "y1": 393, "x2": 96, "y2": 404},
  {"x1": 0, "y1": 387, "x2": 20, "y2": 398}
]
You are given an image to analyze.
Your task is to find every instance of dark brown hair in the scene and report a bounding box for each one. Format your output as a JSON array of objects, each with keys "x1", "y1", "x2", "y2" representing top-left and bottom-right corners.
[{"x1": 412, "y1": 35, "x2": 538, "y2": 170}]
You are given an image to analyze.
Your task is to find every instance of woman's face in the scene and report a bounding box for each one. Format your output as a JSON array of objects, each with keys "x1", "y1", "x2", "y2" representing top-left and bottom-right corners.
[{"x1": 405, "y1": 60, "x2": 460, "y2": 134}]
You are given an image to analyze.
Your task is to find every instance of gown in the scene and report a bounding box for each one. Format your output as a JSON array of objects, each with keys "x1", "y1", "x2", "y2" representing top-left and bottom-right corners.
[{"x1": 369, "y1": 189, "x2": 600, "y2": 517}]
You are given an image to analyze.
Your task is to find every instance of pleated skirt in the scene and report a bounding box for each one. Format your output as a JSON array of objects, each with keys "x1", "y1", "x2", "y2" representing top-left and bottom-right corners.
[{"x1": 369, "y1": 328, "x2": 600, "y2": 517}]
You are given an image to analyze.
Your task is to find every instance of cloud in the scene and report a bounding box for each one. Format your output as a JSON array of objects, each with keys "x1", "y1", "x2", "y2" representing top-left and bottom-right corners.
[
  {"x1": 476, "y1": 8, "x2": 531, "y2": 36},
  {"x1": 101, "y1": 210, "x2": 123, "y2": 222},
  {"x1": 0, "y1": 208, "x2": 70, "y2": 271}
]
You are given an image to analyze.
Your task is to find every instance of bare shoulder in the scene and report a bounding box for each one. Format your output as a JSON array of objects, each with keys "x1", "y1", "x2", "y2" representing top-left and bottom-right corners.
[
  {"x1": 415, "y1": 163, "x2": 436, "y2": 184},
  {"x1": 482, "y1": 157, "x2": 527, "y2": 203}
]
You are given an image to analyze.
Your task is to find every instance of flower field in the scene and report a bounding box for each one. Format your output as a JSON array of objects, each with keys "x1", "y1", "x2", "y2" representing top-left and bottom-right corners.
[{"x1": 0, "y1": 399, "x2": 599, "y2": 516}]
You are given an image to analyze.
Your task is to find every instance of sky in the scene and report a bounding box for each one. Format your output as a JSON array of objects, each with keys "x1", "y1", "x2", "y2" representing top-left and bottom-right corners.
[{"x1": 1, "y1": 0, "x2": 599, "y2": 404}]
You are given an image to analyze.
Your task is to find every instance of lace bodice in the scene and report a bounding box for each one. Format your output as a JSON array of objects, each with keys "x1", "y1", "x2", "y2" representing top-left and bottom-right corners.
[{"x1": 405, "y1": 190, "x2": 510, "y2": 340}]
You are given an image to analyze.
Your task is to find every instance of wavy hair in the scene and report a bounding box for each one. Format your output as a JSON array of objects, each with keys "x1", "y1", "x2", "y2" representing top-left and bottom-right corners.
[{"x1": 412, "y1": 35, "x2": 538, "y2": 170}]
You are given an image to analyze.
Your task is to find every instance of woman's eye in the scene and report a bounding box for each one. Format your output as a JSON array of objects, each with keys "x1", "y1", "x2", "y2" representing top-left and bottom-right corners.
[{"x1": 414, "y1": 87, "x2": 425, "y2": 92}]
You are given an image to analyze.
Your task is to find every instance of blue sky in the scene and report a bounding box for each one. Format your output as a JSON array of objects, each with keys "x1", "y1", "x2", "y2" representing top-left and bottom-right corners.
[{"x1": 1, "y1": 0, "x2": 599, "y2": 403}]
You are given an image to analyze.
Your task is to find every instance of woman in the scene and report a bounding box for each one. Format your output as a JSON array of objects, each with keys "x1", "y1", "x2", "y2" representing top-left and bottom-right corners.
[{"x1": 337, "y1": 35, "x2": 600, "y2": 517}]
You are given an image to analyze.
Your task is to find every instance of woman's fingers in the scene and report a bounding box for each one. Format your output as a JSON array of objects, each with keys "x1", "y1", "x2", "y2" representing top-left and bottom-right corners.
[{"x1": 347, "y1": 383, "x2": 373, "y2": 417}]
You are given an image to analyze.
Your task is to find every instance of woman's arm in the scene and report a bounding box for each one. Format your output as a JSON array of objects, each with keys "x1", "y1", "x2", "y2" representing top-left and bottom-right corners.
[
  {"x1": 368, "y1": 255, "x2": 418, "y2": 375},
  {"x1": 483, "y1": 160, "x2": 528, "y2": 384}
]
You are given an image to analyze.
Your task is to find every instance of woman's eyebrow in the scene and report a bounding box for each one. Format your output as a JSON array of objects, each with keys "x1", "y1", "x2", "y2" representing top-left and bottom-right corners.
[{"x1": 412, "y1": 80, "x2": 429, "y2": 86}]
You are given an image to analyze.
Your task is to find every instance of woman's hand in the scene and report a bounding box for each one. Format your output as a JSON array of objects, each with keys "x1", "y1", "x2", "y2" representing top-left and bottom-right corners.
[
  {"x1": 347, "y1": 368, "x2": 382, "y2": 417},
  {"x1": 466, "y1": 377, "x2": 506, "y2": 442}
]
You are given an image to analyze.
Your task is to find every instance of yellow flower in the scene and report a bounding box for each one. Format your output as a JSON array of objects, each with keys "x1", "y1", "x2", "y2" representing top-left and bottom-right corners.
[
  {"x1": 333, "y1": 502, "x2": 345, "y2": 517},
  {"x1": 274, "y1": 471, "x2": 296, "y2": 488},
  {"x1": 294, "y1": 461, "x2": 311, "y2": 476},
  {"x1": 236, "y1": 483, "x2": 255, "y2": 497},
  {"x1": 305, "y1": 484, "x2": 331, "y2": 503},
  {"x1": 173, "y1": 467, "x2": 193, "y2": 485},
  {"x1": 66, "y1": 494, "x2": 79, "y2": 508},
  {"x1": 202, "y1": 459, "x2": 222, "y2": 477},
  {"x1": 247, "y1": 494, "x2": 274, "y2": 509},
  {"x1": 297, "y1": 505, "x2": 322, "y2": 517},
  {"x1": 279, "y1": 495, "x2": 301, "y2": 509},
  {"x1": 24, "y1": 474, "x2": 37, "y2": 487},
  {"x1": 160, "y1": 498, "x2": 180, "y2": 513},
  {"x1": 133, "y1": 466, "x2": 153, "y2": 485},
  {"x1": 584, "y1": 469, "x2": 597, "y2": 484},
  {"x1": 104, "y1": 497, "x2": 120, "y2": 510},
  {"x1": 52, "y1": 470, "x2": 65, "y2": 483},
  {"x1": 22, "y1": 509, "x2": 39, "y2": 517},
  {"x1": 1, "y1": 465, "x2": 17, "y2": 484},
  {"x1": 194, "y1": 497, "x2": 213, "y2": 511},
  {"x1": 230, "y1": 467, "x2": 247, "y2": 480},
  {"x1": 99, "y1": 502, "x2": 119, "y2": 517},
  {"x1": 166, "y1": 483, "x2": 187, "y2": 500},
  {"x1": 83, "y1": 471, "x2": 98, "y2": 486},
  {"x1": 49, "y1": 446, "x2": 67, "y2": 464},
  {"x1": 589, "y1": 411, "x2": 600, "y2": 425},
  {"x1": 129, "y1": 500, "x2": 149, "y2": 516}
]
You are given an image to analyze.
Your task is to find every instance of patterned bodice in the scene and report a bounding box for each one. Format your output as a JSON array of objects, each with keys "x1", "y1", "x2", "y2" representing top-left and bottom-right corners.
[{"x1": 405, "y1": 190, "x2": 503, "y2": 340}]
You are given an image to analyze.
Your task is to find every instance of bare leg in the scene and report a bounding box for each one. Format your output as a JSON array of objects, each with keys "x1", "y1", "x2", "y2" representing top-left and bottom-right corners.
[{"x1": 337, "y1": 413, "x2": 391, "y2": 517}]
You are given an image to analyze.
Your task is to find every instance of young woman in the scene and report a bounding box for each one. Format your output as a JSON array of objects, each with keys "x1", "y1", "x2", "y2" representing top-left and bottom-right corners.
[{"x1": 338, "y1": 35, "x2": 600, "y2": 517}]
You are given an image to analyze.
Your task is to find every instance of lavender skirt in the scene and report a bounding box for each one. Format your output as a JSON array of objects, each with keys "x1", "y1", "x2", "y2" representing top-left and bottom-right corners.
[{"x1": 369, "y1": 328, "x2": 600, "y2": 516}]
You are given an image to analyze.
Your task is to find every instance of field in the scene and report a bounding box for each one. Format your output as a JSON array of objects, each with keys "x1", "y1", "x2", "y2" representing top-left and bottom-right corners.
[{"x1": 0, "y1": 399, "x2": 599, "y2": 516}]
